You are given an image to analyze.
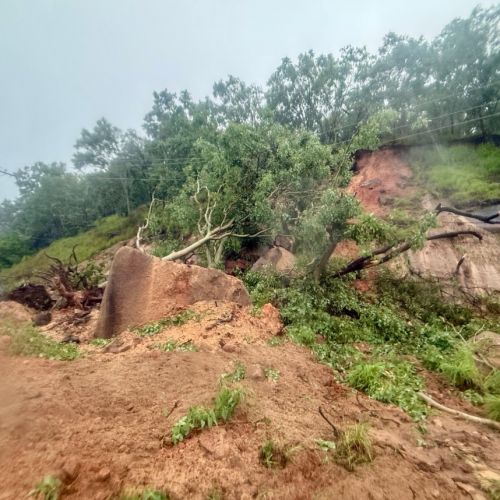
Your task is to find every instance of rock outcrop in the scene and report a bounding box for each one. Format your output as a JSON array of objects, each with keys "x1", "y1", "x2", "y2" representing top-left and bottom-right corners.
[
  {"x1": 94, "y1": 247, "x2": 251, "y2": 338},
  {"x1": 404, "y1": 212, "x2": 500, "y2": 296},
  {"x1": 251, "y1": 247, "x2": 296, "y2": 273}
]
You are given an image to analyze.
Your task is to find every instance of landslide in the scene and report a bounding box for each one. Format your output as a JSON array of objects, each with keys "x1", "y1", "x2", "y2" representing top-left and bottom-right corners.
[{"x1": 1, "y1": 302, "x2": 500, "y2": 500}]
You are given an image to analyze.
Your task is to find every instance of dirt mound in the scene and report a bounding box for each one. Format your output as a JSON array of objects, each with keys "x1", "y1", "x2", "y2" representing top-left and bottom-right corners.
[
  {"x1": 252, "y1": 246, "x2": 296, "y2": 273},
  {"x1": 95, "y1": 247, "x2": 251, "y2": 338},
  {"x1": 0, "y1": 300, "x2": 33, "y2": 323},
  {"x1": 348, "y1": 149, "x2": 415, "y2": 215},
  {"x1": 1, "y1": 315, "x2": 500, "y2": 499}
]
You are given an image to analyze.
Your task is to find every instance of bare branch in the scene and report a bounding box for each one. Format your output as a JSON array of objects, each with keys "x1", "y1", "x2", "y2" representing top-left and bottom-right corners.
[
  {"x1": 136, "y1": 194, "x2": 156, "y2": 253},
  {"x1": 436, "y1": 203, "x2": 500, "y2": 224}
]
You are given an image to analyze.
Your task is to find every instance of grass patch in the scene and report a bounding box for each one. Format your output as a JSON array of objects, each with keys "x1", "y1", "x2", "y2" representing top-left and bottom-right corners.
[
  {"x1": 334, "y1": 423, "x2": 373, "y2": 471},
  {"x1": 408, "y1": 144, "x2": 500, "y2": 206},
  {"x1": 2, "y1": 321, "x2": 79, "y2": 361},
  {"x1": 133, "y1": 310, "x2": 199, "y2": 337},
  {"x1": 259, "y1": 440, "x2": 289, "y2": 469},
  {"x1": 485, "y1": 395, "x2": 500, "y2": 422},
  {"x1": 220, "y1": 361, "x2": 246, "y2": 383},
  {"x1": 90, "y1": 338, "x2": 111, "y2": 347},
  {"x1": 29, "y1": 475, "x2": 62, "y2": 500},
  {"x1": 347, "y1": 358, "x2": 427, "y2": 420},
  {"x1": 0, "y1": 212, "x2": 140, "y2": 291},
  {"x1": 171, "y1": 386, "x2": 243, "y2": 444},
  {"x1": 437, "y1": 344, "x2": 482, "y2": 389},
  {"x1": 152, "y1": 339, "x2": 197, "y2": 352},
  {"x1": 119, "y1": 489, "x2": 169, "y2": 500},
  {"x1": 264, "y1": 367, "x2": 280, "y2": 382}
]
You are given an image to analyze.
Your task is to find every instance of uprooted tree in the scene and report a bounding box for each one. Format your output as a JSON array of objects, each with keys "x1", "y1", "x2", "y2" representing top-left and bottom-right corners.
[{"x1": 135, "y1": 111, "x2": 404, "y2": 275}]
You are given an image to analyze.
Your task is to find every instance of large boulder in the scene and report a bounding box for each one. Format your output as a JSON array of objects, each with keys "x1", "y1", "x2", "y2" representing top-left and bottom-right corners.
[
  {"x1": 251, "y1": 247, "x2": 296, "y2": 273},
  {"x1": 94, "y1": 247, "x2": 251, "y2": 338}
]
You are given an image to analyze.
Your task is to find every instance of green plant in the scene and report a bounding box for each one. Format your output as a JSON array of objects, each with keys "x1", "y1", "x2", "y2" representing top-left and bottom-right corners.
[
  {"x1": 119, "y1": 488, "x2": 169, "y2": 500},
  {"x1": 153, "y1": 339, "x2": 197, "y2": 352},
  {"x1": 205, "y1": 487, "x2": 224, "y2": 500},
  {"x1": 171, "y1": 387, "x2": 243, "y2": 444},
  {"x1": 264, "y1": 368, "x2": 280, "y2": 382},
  {"x1": 438, "y1": 345, "x2": 482, "y2": 389},
  {"x1": 485, "y1": 395, "x2": 500, "y2": 422},
  {"x1": 133, "y1": 310, "x2": 199, "y2": 337},
  {"x1": 315, "y1": 439, "x2": 336, "y2": 452},
  {"x1": 90, "y1": 338, "x2": 111, "y2": 347},
  {"x1": 267, "y1": 336, "x2": 285, "y2": 347},
  {"x1": 334, "y1": 423, "x2": 373, "y2": 471},
  {"x1": 5, "y1": 322, "x2": 79, "y2": 361},
  {"x1": 29, "y1": 475, "x2": 62, "y2": 500},
  {"x1": 485, "y1": 370, "x2": 500, "y2": 395},
  {"x1": 221, "y1": 361, "x2": 246, "y2": 383},
  {"x1": 347, "y1": 359, "x2": 427, "y2": 420},
  {"x1": 259, "y1": 440, "x2": 288, "y2": 469}
]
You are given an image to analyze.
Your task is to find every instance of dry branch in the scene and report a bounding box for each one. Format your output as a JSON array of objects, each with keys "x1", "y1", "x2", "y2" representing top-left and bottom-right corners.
[
  {"x1": 435, "y1": 203, "x2": 500, "y2": 224},
  {"x1": 136, "y1": 195, "x2": 156, "y2": 253},
  {"x1": 418, "y1": 392, "x2": 500, "y2": 431},
  {"x1": 334, "y1": 230, "x2": 482, "y2": 278}
]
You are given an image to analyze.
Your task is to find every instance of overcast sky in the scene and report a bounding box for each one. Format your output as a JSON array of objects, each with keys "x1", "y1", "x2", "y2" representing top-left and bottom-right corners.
[{"x1": 0, "y1": 0, "x2": 494, "y2": 201}]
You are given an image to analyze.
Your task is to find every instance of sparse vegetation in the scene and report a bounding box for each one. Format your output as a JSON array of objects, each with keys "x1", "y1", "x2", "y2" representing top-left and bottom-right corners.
[
  {"x1": 118, "y1": 488, "x2": 169, "y2": 500},
  {"x1": 153, "y1": 339, "x2": 197, "y2": 352},
  {"x1": 28, "y1": 475, "x2": 62, "y2": 500},
  {"x1": 334, "y1": 423, "x2": 373, "y2": 471},
  {"x1": 221, "y1": 361, "x2": 246, "y2": 383},
  {"x1": 133, "y1": 310, "x2": 199, "y2": 337},
  {"x1": 259, "y1": 440, "x2": 288, "y2": 469},
  {"x1": 2, "y1": 321, "x2": 79, "y2": 361},
  {"x1": 90, "y1": 338, "x2": 111, "y2": 347},
  {"x1": 171, "y1": 386, "x2": 243, "y2": 444},
  {"x1": 264, "y1": 368, "x2": 280, "y2": 382},
  {"x1": 485, "y1": 395, "x2": 500, "y2": 422}
]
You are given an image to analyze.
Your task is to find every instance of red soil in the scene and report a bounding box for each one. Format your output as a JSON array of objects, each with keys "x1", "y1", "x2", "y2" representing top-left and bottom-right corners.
[{"x1": 1, "y1": 303, "x2": 500, "y2": 499}]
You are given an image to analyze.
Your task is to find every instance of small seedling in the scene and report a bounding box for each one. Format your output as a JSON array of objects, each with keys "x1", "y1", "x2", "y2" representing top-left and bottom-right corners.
[
  {"x1": 171, "y1": 387, "x2": 243, "y2": 444},
  {"x1": 153, "y1": 339, "x2": 197, "y2": 352},
  {"x1": 334, "y1": 423, "x2": 373, "y2": 471},
  {"x1": 221, "y1": 361, "x2": 246, "y2": 383},
  {"x1": 133, "y1": 310, "x2": 199, "y2": 337},
  {"x1": 29, "y1": 475, "x2": 62, "y2": 500},
  {"x1": 316, "y1": 439, "x2": 336, "y2": 452},
  {"x1": 90, "y1": 338, "x2": 111, "y2": 347},
  {"x1": 259, "y1": 440, "x2": 288, "y2": 469},
  {"x1": 267, "y1": 336, "x2": 284, "y2": 347},
  {"x1": 264, "y1": 368, "x2": 280, "y2": 382},
  {"x1": 119, "y1": 488, "x2": 169, "y2": 500}
]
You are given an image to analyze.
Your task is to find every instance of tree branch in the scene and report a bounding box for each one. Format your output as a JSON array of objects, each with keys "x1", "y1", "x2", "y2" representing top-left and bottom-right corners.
[{"x1": 435, "y1": 203, "x2": 500, "y2": 224}]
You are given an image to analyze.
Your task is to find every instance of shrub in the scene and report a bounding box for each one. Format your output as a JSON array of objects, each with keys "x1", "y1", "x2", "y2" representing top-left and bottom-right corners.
[
  {"x1": 485, "y1": 395, "x2": 500, "y2": 422},
  {"x1": 334, "y1": 423, "x2": 373, "y2": 471}
]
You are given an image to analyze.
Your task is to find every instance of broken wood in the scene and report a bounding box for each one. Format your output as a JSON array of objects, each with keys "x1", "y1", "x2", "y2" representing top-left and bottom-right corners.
[
  {"x1": 334, "y1": 230, "x2": 482, "y2": 278},
  {"x1": 136, "y1": 194, "x2": 156, "y2": 253},
  {"x1": 435, "y1": 203, "x2": 500, "y2": 224},
  {"x1": 418, "y1": 392, "x2": 500, "y2": 431}
]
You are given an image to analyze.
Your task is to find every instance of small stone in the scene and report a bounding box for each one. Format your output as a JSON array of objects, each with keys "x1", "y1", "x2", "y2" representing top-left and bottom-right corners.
[
  {"x1": 61, "y1": 459, "x2": 81, "y2": 481},
  {"x1": 126, "y1": 404, "x2": 134, "y2": 411},
  {"x1": 96, "y1": 467, "x2": 111, "y2": 482},
  {"x1": 431, "y1": 489, "x2": 440, "y2": 498},
  {"x1": 248, "y1": 364, "x2": 265, "y2": 380},
  {"x1": 222, "y1": 343, "x2": 237, "y2": 353}
]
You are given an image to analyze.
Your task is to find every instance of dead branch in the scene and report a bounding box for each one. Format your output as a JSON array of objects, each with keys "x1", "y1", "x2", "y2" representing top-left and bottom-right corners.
[
  {"x1": 318, "y1": 406, "x2": 341, "y2": 439},
  {"x1": 136, "y1": 194, "x2": 156, "y2": 253},
  {"x1": 334, "y1": 230, "x2": 483, "y2": 278},
  {"x1": 418, "y1": 392, "x2": 500, "y2": 431},
  {"x1": 436, "y1": 203, "x2": 500, "y2": 224}
]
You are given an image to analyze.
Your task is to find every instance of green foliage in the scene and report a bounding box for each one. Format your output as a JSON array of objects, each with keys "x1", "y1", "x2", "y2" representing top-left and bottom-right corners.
[
  {"x1": 485, "y1": 370, "x2": 500, "y2": 395},
  {"x1": 259, "y1": 440, "x2": 288, "y2": 469},
  {"x1": 0, "y1": 233, "x2": 33, "y2": 269},
  {"x1": 153, "y1": 339, "x2": 197, "y2": 352},
  {"x1": 334, "y1": 423, "x2": 374, "y2": 471},
  {"x1": 29, "y1": 475, "x2": 62, "y2": 500},
  {"x1": 438, "y1": 344, "x2": 483, "y2": 389},
  {"x1": 119, "y1": 488, "x2": 169, "y2": 500},
  {"x1": 408, "y1": 144, "x2": 500, "y2": 205},
  {"x1": 221, "y1": 361, "x2": 246, "y2": 383},
  {"x1": 171, "y1": 387, "x2": 243, "y2": 444},
  {"x1": 264, "y1": 368, "x2": 280, "y2": 382},
  {"x1": 347, "y1": 358, "x2": 427, "y2": 420},
  {"x1": 90, "y1": 338, "x2": 111, "y2": 347},
  {"x1": 484, "y1": 395, "x2": 500, "y2": 422},
  {"x1": 133, "y1": 310, "x2": 199, "y2": 337},
  {"x1": 0, "y1": 213, "x2": 139, "y2": 291},
  {"x1": 2, "y1": 321, "x2": 80, "y2": 361}
]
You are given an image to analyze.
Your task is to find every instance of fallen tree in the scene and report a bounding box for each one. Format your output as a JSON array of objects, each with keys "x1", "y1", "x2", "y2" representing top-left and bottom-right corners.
[
  {"x1": 435, "y1": 203, "x2": 500, "y2": 224},
  {"x1": 334, "y1": 230, "x2": 482, "y2": 278}
]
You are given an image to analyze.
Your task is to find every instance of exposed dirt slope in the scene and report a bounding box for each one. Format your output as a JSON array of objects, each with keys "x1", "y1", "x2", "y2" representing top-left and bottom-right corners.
[{"x1": 1, "y1": 304, "x2": 500, "y2": 499}]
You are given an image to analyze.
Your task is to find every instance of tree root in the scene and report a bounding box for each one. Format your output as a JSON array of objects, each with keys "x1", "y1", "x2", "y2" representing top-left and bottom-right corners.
[{"x1": 418, "y1": 392, "x2": 500, "y2": 431}]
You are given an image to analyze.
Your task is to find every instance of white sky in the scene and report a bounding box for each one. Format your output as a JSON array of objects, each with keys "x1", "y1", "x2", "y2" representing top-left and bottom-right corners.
[{"x1": 0, "y1": 0, "x2": 495, "y2": 201}]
